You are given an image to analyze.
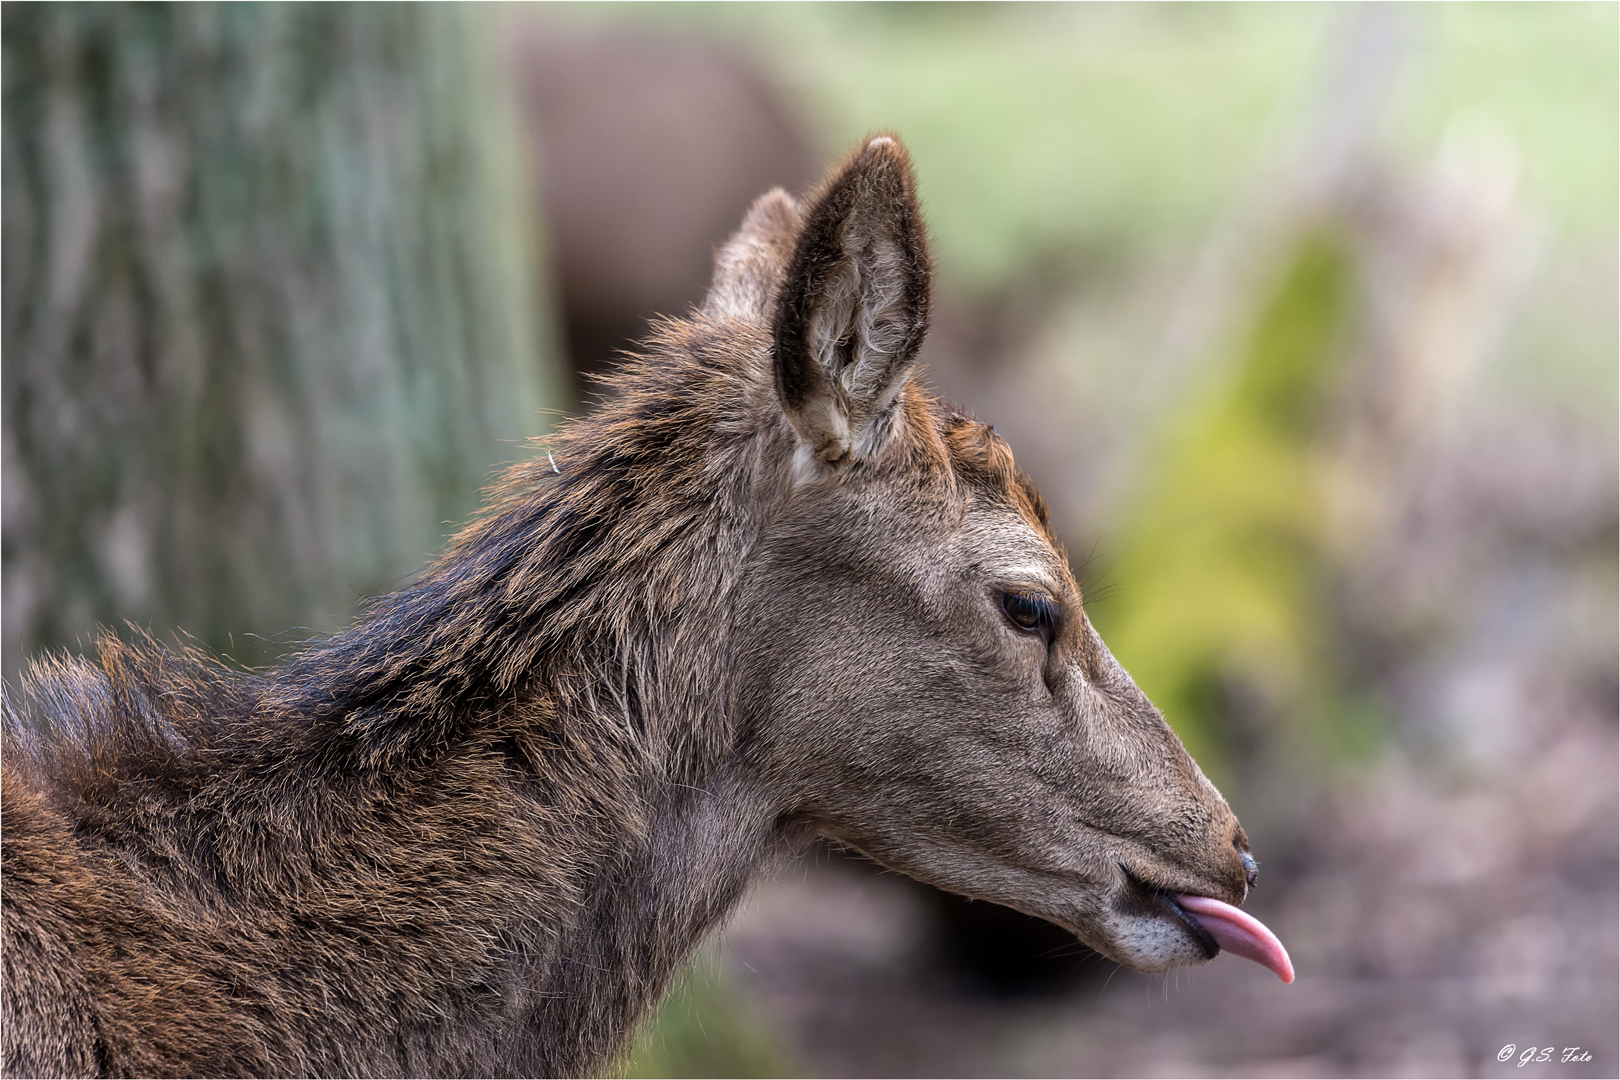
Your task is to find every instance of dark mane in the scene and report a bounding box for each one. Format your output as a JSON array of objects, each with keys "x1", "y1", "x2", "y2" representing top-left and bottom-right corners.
[
  {"x1": 258, "y1": 316, "x2": 778, "y2": 770},
  {"x1": 6, "y1": 318, "x2": 769, "y2": 781},
  {"x1": 5, "y1": 631, "x2": 263, "y2": 804}
]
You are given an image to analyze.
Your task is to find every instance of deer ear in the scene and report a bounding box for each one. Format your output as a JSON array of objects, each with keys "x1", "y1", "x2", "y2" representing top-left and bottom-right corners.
[
  {"x1": 772, "y1": 135, "x2": 932, "y2": 470},
  {"x1": 702, "y1": 188, "x2": 801, "y2": 322}
]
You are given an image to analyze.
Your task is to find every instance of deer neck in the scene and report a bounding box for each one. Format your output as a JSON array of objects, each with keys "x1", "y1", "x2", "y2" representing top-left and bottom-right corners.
[
  {"x1": 252, "y1": 335, "x2": 794, "y2": 1071},
  {"x1": 528, "y1": 765, "x2": 785, "y2": 1073}
]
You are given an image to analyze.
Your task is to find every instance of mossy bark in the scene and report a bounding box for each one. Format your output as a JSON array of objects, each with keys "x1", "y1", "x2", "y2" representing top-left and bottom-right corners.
[{"x1": 3, "y1": 3, "x2": 562, "y2": 676}]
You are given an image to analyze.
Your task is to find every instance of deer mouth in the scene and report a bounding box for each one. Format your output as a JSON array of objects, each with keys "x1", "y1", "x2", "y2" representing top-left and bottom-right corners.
[
  {"x1": 1154, "y1": 891, "x2": 1220, "y2": 960},
  {"x1": 1115, "y1": 868, "x2": 1294, "y2": 982},
  {"x1": 1161, "y1": 892, "x2": 1295, "y2": 984}
]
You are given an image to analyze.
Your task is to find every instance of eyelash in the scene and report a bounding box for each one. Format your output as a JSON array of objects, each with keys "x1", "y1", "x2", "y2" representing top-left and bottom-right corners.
[{"x1": 1001, "y1": 590, "x2": 1059, "y2": 636}]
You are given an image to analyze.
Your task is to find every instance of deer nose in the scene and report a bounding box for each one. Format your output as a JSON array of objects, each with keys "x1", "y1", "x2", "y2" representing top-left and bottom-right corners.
[{"x1": 1240, "y1": 851, "x2": 1259, "y2": 889}]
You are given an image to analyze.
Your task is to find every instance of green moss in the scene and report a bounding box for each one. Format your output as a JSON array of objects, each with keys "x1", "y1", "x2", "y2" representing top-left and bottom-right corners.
[{"x1": 1092, "y1": 232, "x2": 1353, "y2": 782}]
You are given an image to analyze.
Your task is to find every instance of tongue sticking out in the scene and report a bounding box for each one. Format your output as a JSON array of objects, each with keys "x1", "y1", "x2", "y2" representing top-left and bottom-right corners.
[{"x1": 1175, "y1": 894, "x2": 1295, "y2": 984}]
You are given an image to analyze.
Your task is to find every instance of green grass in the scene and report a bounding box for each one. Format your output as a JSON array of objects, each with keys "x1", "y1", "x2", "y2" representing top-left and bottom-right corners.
[{"x1": 613, "y1": 956, "x2": 799, "y2": 1079}]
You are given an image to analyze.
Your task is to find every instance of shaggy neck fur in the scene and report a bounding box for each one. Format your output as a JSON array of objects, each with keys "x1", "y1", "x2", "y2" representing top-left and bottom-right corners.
[{"x1": 4, "y1": 319, "x2": 802, "y2": 1077}]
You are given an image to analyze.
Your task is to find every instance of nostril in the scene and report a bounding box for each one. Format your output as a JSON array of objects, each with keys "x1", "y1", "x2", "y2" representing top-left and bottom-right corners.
[{"x1": 1240, "y1": 852, "x2": 1260, "y2": 889}]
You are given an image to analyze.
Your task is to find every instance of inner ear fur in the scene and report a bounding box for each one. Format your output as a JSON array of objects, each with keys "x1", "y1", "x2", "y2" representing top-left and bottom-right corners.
[{"x1": 772, "y1": 135, "x2": 933, "y2": 469}]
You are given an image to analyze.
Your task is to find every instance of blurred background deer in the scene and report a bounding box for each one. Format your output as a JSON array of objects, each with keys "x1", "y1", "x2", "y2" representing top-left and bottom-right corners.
[{"x1": 3, "y1": 5, "x2": 1614, "y2": 1077}]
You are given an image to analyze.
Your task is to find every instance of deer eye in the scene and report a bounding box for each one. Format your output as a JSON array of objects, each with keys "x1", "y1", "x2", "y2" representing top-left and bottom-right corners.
[{"x1": 1001, "y1": 590, "x2": 1058, "y2": 635}]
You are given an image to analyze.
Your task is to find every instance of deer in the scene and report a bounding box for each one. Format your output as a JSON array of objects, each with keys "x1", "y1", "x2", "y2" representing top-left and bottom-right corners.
[{"x1": 1, "y1": 135, "x2": 1292, "y2": 1079}]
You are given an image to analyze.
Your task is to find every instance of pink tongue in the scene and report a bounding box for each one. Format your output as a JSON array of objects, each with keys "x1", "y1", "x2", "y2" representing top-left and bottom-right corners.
[{"x1": 1175, "y1": 894, "x2": 1295, "y2": 984}]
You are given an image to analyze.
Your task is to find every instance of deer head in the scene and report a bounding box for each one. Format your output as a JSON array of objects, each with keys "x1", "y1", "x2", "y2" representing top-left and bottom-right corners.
[{"x1": 716, "y1": 136, "x2": 1291, "y2": 982}]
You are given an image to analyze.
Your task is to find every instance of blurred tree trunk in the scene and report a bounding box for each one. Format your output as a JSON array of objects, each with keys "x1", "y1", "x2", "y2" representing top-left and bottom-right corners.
[{"x1": 2, "y1": 3, "x2": 564, "y2": 678}]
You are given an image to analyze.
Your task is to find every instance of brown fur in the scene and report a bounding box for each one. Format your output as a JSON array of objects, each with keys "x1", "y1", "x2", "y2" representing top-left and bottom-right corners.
[{"x1": 2, "y1": 137, "x2": 1253, "y2": 1078}]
